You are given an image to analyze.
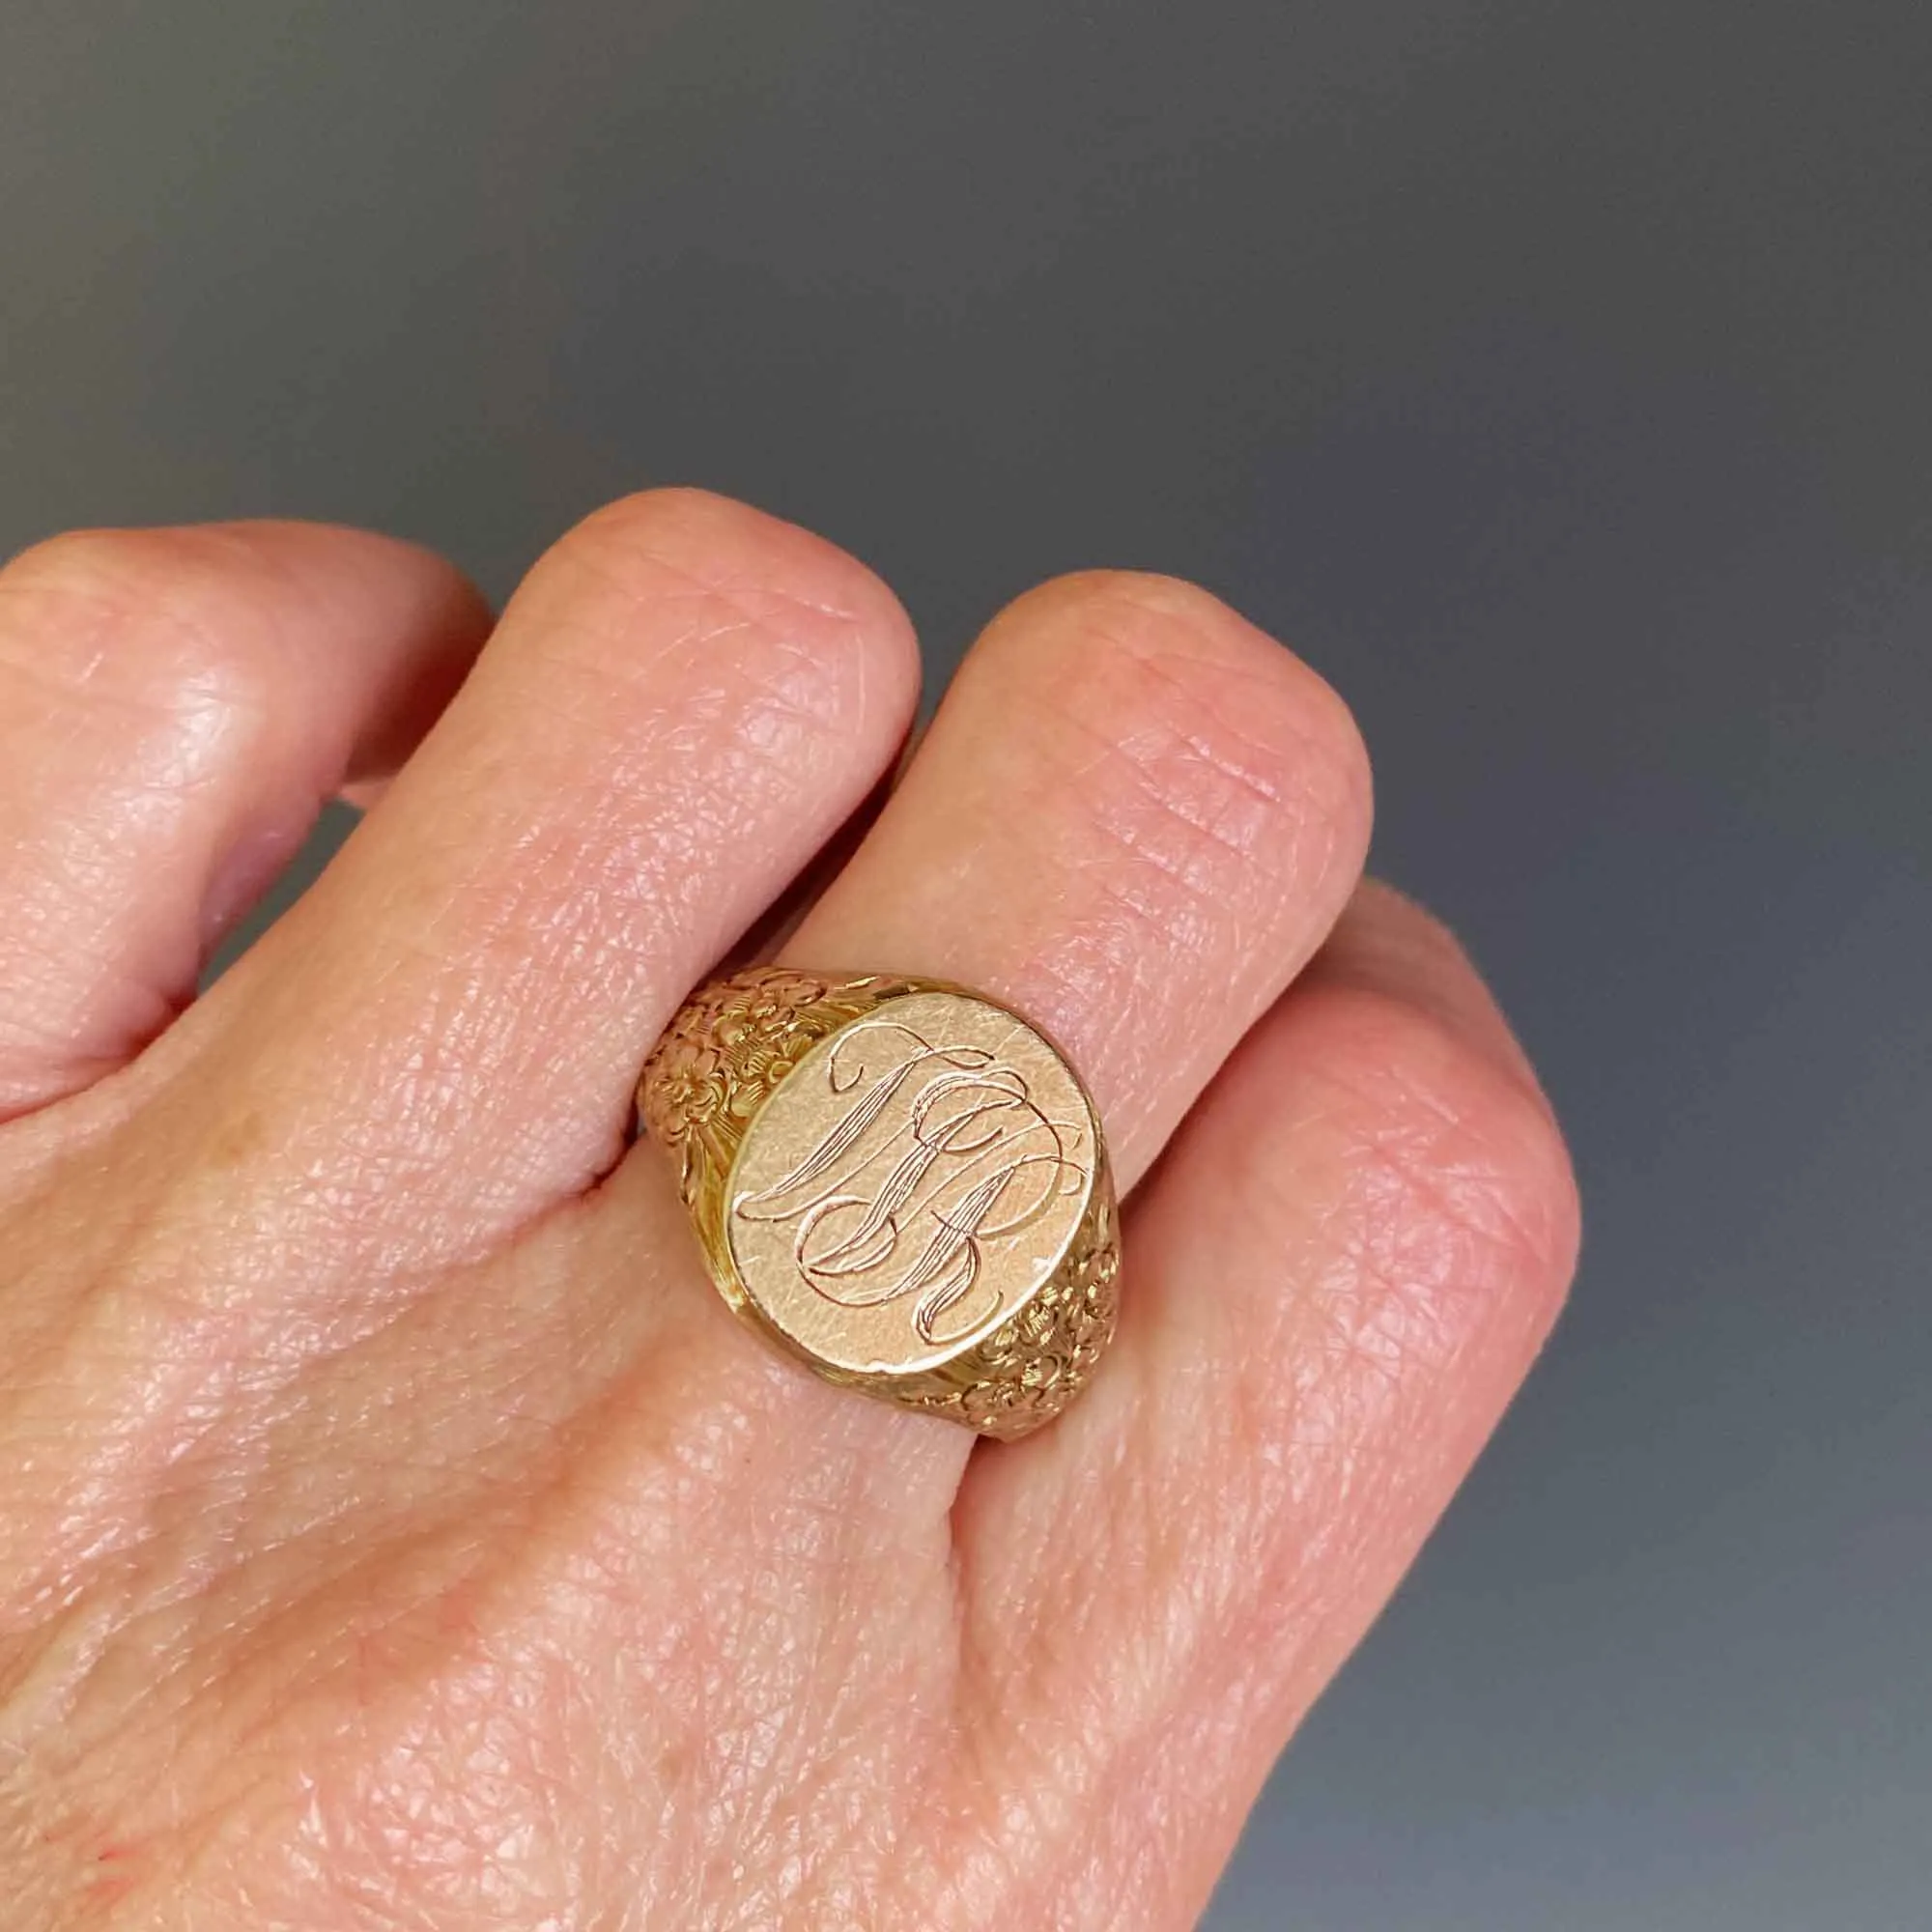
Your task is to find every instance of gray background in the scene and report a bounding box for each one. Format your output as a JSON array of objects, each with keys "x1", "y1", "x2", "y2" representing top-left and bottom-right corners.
[{"x1": 3, "y1": 2, "x2": 1928, "y2": 1925}]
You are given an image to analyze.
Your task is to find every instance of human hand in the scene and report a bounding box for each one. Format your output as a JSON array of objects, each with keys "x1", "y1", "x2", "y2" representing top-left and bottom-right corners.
[{"x1": 0, "y1": 491, "x2": 1577, "y2": 1928}]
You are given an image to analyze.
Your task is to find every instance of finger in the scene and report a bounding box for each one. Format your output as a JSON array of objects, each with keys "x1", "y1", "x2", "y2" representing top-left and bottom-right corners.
[
  {"x1": 781, "y1": 570, "x2": 1375, "y2": 1186},
  {"x1": 0, "y1": 522, "x2": 490, "y2": 1120},
  {"x1": 952, "y1": 881, "x2": 1580, "y2": 1925},
  {"x1": 177, "y1": 490, "x2": 921, "y2": 1262}
]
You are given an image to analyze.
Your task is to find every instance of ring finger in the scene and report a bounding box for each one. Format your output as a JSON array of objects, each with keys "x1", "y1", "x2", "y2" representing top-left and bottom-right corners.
[{"x1": 594, "y1": 563, "x2": 1375, "y2": 1496}]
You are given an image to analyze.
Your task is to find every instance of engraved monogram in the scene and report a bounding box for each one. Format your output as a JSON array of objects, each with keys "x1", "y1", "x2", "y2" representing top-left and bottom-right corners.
[
  {"x1": 732, "y1": 1017, "x2": 1091, "y2": 1347},
  {"x1": 641, "y1": 970, "x2": 1118, "y2": 1435}
]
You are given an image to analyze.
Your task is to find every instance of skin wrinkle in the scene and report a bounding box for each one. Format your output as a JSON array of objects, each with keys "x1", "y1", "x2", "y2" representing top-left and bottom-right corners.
[
  {"x1": 22, "y1": 1190, "x2": 479, "y2": 1677},
  {"x1": 0, "y1": 662, "x2": 246, "y2": 1090},
  {"x1": 971, "y1": 644, "x2": 1366, "y2": 1173},
  {"x1": 553, "y1": 495, "x2": 902, "y2": 634},
  {"x1": 1008, "y1": 1341, "x2": 1470, "y2": 1932},
  {"x1": 1012, "y1": 579, "x2": 1363, "y2": 798},
  {"x1": 1290, "y1": 995, "x2": 1580, "y2": 1290},
  {"x1": 1043, "y1": 665, "x2": 1350, "y2": 903},
  {"x1": 213, "y1": 1352, "x2": 912, "y2": 1924},
  {"x1": 0, "y1": 567, "x2": 258, "y2": 738},
  {"x1": 1065, "y1": 855, "x2": 1217, "y2": 975},
  {"x1": 513, "y1": 531, "x2": 896, "y2": 771},
  {"x1": 3, "y1": 1151, "x2": 598, "y2": 1645},
  {"x1": 0, "y1": 525, "x2": 465, "y2": 774},
  {"x1": 0, "y1": 533, "x2": 338, "y2": 824}
]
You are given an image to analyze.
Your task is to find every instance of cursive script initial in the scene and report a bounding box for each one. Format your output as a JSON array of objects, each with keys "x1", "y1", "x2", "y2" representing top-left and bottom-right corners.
[{"x1": 736, "y1": 1019, "x2": 1088, "y2": 1345}]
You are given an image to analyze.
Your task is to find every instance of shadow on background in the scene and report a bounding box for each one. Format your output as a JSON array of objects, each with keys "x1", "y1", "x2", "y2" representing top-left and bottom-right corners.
[{"x1": 6, "y1": 4, "x2": 1929, "y2": 1925}]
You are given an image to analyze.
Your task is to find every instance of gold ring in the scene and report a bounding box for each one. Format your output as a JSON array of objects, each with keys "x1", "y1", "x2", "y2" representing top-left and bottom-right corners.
[{"x1": 638, "y1": 968, "x2": 1120, "y2": 1440}]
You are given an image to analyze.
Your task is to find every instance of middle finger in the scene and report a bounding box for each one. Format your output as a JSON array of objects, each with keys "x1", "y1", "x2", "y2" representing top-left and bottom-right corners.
[{"x1": 153, "y1": 490, "x2": 921, "y2": 1264}]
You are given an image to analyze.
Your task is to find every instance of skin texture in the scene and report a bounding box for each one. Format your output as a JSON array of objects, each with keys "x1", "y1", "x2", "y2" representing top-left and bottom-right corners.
[{"x1": 0, "y1": 491, "x2": 1578, "y2": 1929}]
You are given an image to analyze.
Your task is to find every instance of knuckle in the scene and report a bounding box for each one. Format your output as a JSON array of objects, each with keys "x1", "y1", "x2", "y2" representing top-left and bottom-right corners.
[
  {"x1": 545, "y1": 487, "x2": 905, "y2": 639},
  {"x1": 1309, "y1": 983, "x2": 1580, "y2": 1338},
  {"x1": 550, "y1": 487, "x2": 766, "y2": 594},
  {"x1": 984, "y1": 571, "x2": 1373, "y2": 922},
  {"x1": 0, "y1": 526, "x2": 284, "y2": 744},
  {"x1": 514, "y1": 489, "x2": 914, "y2": 733}
]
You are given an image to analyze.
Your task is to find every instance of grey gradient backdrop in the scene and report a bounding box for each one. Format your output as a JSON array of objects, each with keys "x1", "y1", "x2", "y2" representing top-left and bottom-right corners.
[{"x1": 4, "y1": 4, "x2": 1929, "y2": 1926}]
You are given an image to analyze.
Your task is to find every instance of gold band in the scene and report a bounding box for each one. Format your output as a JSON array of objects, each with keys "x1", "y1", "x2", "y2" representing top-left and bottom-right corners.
[{"x1": 638, "y1": 968, "x2": 1120, "y2": 1439}]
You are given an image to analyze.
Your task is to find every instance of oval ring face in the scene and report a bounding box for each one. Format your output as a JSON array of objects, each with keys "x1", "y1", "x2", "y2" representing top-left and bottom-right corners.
[{"x1": 724, "y1": 989, "x2": 1099, "y2": 1377}]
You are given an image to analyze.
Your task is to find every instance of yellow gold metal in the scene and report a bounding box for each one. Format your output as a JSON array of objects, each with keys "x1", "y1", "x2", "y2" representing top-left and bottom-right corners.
[{"x1": 638, "y1": 968, "x2": 1120, "y2": 1439}]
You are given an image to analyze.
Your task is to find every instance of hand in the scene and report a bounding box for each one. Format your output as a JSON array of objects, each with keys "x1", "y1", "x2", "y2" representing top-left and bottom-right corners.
[{"x1": 0, "y1": 492, "x2": 1577, "y2": 1929}]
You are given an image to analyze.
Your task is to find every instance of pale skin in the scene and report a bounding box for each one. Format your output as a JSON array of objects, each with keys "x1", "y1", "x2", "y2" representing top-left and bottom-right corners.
[{"x1": 0, "y1": 490, "x2": 1578, "y2": 1929}]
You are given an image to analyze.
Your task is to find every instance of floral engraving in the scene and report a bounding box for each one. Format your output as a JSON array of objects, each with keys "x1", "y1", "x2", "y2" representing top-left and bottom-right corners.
[{"x1": 639, "y1": 968, "x2": 843, "y2": 1201}]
